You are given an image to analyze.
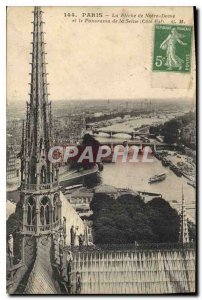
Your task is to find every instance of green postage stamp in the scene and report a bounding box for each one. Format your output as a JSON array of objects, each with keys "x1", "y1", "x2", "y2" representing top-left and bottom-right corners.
[{"x1": 153, "y1": 24, "x2": 193, "y2": 73}]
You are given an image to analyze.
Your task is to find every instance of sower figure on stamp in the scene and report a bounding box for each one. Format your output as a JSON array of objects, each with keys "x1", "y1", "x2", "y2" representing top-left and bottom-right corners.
[
  {"x1": 7, "y1": 234, "x2": 14, "y2": 268},
  {"x1": 160, "y1": 28, "x2": 187, "y2": 71}
]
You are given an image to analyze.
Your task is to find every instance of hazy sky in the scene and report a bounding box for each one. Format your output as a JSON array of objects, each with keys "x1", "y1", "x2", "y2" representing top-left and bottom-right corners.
[{"x1": 7, "y1": 7, "x2": 195, "y2": 103}]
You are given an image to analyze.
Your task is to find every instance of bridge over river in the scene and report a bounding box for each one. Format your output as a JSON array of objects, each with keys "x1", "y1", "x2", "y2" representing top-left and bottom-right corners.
[
  {"x1": 91, "y1": 128, "x2": 183, "y2": 152},
  {"x1": 92, "y1": 128, "x2": 155, "y2": 140}
]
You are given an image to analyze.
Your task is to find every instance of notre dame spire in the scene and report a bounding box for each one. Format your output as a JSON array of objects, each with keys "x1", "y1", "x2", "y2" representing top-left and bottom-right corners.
[
  {"x1": 21, "y1": 6, "x2": 53, "y2": 186},
  {"x1": 20, "y1": 7, "x2": 61, "y2": 236}
]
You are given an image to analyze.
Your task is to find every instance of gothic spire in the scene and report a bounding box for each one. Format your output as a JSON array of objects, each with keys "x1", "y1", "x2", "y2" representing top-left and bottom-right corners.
[
  {"x1": 21, "y1": 7, "x2": 57, "y2": 186},
  {"x1": 18, "y1": 6, "x2": 61, "y2": 245},
  {"x1": 178, "y1": 185, "x2": 190, "y2": 245},
  {"x1": 28, "y1": 6, "x2": 50, "y2": 152}
]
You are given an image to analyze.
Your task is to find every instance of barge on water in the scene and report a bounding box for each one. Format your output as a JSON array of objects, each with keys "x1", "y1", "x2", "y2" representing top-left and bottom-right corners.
[
  {"x1": 169, "y1": 164, "x2": 182, "y2": 177},
  {"x1": 148, "y1": 173, "x2": 166, "y2": 184},
  {"x1": 161, "y1": 158, "x2": 170, "y2": 167}
]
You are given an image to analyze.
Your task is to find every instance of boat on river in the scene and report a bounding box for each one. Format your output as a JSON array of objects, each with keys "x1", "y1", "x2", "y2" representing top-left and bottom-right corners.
[
  {"x1": 169, "y1": 164, "x2": 182, "y2": 177},
  {"x1": 161, "y1": 158, "x2": 170, "y2": 167},
  {"x1": 148, "y1": 173, "x2": 166, "y2": 184}
]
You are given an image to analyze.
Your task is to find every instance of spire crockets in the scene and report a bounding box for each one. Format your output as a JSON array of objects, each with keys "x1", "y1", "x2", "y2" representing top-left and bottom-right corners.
[
  {"x1": 179, "y1": 185, "x2": 190, "y2": 244},
  {"x1": 21, "y1": 7, "x2": 56, "y2": 187}
]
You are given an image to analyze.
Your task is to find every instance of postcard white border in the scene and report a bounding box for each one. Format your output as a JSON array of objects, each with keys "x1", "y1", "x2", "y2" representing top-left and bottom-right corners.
[{"x1": 1, "y1": 0, "x2": 201, "y2": 299}]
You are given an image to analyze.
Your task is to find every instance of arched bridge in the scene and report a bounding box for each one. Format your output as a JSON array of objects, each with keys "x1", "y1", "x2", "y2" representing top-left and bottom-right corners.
[{"x1": 92, "y1": 128, "x2": 155, "y2": 140}]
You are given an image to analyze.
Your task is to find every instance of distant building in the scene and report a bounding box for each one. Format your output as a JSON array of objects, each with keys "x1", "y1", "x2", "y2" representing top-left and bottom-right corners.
[
  {"x1": 65, "y1": 188, "x2": 94, "y2": 216},
  {"x1": 6, "y1": 145, "x2": 20, "y2": 189},
  {"x1": 94, "y1": 112, "x2": 103, "y2": 117},
  {"x1": 94, "y1": 184, "x2": 138, "y2": 200},
  {"x1": 181, "y1": 124, "x2": 196, "y2": 148},
  {"x1": 123, "y1": 114, "x2": 131, "y2": 120},
  {"x1": 139, "y1": 191, "x2": 162, "y2": 203},
  {"x1": 7, "y1": 120, "x2": 22, "y2": 149},
  {"x1": 54, "y1": 114, "x2": 86, "y2": 144}
]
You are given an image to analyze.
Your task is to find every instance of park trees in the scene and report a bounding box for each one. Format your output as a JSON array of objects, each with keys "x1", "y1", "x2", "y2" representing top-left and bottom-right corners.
[{"x1": 90, "y1": 193, "x2": 180, "y2": 245}]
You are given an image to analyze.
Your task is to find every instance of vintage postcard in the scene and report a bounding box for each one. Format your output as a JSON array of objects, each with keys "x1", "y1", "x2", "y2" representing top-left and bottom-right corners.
[{"x1": 6, "y1": 6, "x2": 196, "y2": 295}]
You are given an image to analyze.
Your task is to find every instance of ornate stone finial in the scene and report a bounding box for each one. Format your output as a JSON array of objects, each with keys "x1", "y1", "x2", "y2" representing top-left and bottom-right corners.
[
  {"x1": 70, "y1": 225, "x2": 76, "y2": 247},
  {"x1": 59, "y1": 232, "x2": 64, "y2": 275},
  {"x1": 7, "y1": 234, "x2": 14, "y2": 268},
  {"x1": 59, "y1": 232, "x2": 64, "y2": 253},
  {"x1": 63, "y1": 217, "x2": 67, "y2": 246}
]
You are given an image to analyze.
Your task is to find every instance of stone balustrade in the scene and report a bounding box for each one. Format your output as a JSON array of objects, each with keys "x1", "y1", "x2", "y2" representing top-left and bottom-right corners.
[{"x1": 21, "y1": 181, "x2": 58, "y2": 192}]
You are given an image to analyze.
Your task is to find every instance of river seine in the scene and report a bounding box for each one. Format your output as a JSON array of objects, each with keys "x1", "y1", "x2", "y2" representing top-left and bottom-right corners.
[
  {"x1": 66, "y1": 155, "x2": 195, "y2": 222},
  {"x1": 100, "y1": 159, "x2": 195, "y2": 220},
  {"x1": 65, "y1": 114, "x2": 195, "y2": 222}
]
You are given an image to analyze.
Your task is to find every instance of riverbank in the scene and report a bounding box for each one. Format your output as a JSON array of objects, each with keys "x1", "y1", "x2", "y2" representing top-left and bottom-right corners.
[
  {"x1": 90, "y1": 111, "x2": 185, "y2": 133},
  {"x1": 59, "y1": 164, "x2": 99, "y2": 185},
  {"x1": 99, "y1": 159, "x2": 195, "y2": 223},
  {"x1": 156, "y1": 150, "x2": 196, "y2": 183}
]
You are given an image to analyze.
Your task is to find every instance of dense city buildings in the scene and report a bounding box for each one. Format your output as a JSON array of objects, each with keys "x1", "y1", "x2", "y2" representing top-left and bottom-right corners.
[
  {"x1": 181, "y1": 123, "x2": 196, "y2": 148},
  {"x1": 6, "y1": 145, "x2": 20, "y2": 190},
  {"x1": 53, "y1": 114, "x2": 86, "y2": 144}
]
